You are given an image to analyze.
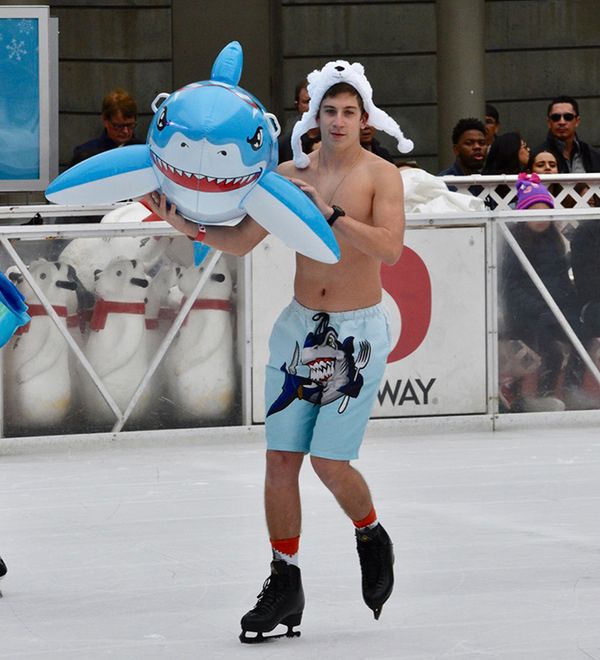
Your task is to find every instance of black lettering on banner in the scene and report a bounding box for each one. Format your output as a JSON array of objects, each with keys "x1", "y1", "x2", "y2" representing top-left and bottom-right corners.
[{"x1": 377, "y1": 378, "x2": 437, "y2": 406}]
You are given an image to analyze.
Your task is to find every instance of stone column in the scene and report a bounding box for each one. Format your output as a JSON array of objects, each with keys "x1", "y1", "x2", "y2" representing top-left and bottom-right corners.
[
  {"x1": 436, "y1": 0, "x2": 485, "y2": 169},
  {"x1": 172, "y1": 0, "x2": 278, "y2": 110}
]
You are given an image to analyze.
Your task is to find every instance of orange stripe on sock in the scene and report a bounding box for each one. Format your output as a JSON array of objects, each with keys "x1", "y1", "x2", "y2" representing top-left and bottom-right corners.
[
  {"x1": 270, "y1": 536, "x2": 300, "y2": 556},
  {"x1": 353, "y1": 507, "x2": 377, "y2": 529}
]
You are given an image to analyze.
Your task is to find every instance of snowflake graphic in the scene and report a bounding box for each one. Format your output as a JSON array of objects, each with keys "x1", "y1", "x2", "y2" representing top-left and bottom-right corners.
[
  {"x1": 6, "y1": 38, "x2": 27, "y2": 61},
  {"x1": 17, "y1": 19, "x2": 35, "y2": 35}
]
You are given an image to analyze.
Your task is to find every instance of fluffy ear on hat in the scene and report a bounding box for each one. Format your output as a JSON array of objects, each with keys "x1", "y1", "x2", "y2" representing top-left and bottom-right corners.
[
  {"x1": 367, "y1": 106, "x2": 414, "y2": 153},
  {"x1": 291, "y1": 116, "x2": 317, "y2": 169}
]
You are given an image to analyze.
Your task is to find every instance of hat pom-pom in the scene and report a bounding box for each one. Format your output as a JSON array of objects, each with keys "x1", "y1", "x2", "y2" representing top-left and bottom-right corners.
[
  {"x1": 516, "y1": 171, "x2": 540, "y2": 192},
  {"x1": 398, "y1": 137, "x2": 414, "y2": 153},
  {"x1": 293, "y1": 152, "x2": 311, "y2": 169},
  {"x1": 517, "y1": 171, "x2": 540, "y2": 184}
]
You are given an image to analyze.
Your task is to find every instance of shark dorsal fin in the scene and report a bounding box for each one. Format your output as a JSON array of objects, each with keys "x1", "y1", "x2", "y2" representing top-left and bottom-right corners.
[{"x1": 211, "y1": 41, "x2": 243, "y2": 86}]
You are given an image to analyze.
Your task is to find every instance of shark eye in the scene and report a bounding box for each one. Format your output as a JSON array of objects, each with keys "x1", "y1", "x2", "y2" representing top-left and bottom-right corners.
[
  {"x1": 116, "y1": 270, "x2": 123, "y2": 277},
  {"x1": 247, "y1": 126, "x2": 263, "y2": 151},
  {"x1": 157, "y1": 107, "x2": 168, "y2": 131},
  {"x1": 326, "y1": 333, "x2": 336, "y2": 348},
  {"x1": 40, "y1": 272, "x2": 47, "y2": 280}
]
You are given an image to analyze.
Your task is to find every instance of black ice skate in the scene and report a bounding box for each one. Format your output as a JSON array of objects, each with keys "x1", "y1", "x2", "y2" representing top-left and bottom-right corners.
[
  {"x1": 239, "y1": 560, "x2": 304, "y2": 643},
  {"x1": 356, "y1": 523, "x2": 394, "y2": 620},
  {"x1": 0, "y1": 555, "x2": 6, "y2": 598}
]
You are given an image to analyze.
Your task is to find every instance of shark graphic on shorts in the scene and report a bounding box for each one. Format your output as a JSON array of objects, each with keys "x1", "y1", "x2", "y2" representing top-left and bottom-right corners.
[{"x1": 267, "y1": 312, "x2": 370, "y2": 416}]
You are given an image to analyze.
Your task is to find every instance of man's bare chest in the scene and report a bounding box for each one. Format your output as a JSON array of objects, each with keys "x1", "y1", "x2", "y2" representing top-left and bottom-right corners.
[{"x1": 308, "y1": 169, "x2": 374, "y2": 221}]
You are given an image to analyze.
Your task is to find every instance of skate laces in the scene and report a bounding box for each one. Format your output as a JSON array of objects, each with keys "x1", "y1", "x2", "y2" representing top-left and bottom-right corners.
[{"x1": 252, "y1": 574, "x2": 286, "y2": 613}]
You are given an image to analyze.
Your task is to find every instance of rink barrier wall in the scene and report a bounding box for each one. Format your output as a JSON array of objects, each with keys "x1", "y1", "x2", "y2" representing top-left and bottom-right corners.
[{"x1": 0, "y1": 173, "x2": 599, "y2": 444}]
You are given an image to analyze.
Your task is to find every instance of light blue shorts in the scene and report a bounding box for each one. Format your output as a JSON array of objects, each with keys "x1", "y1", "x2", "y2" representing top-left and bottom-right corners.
[{"x1": 265, "y1": 299, "x2": 390, "y2": 460}]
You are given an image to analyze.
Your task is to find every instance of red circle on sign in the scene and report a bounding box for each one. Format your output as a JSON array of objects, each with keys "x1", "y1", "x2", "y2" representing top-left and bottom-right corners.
[{"x1": 381, "y1": 246, "x2": 432, "y2": 363}]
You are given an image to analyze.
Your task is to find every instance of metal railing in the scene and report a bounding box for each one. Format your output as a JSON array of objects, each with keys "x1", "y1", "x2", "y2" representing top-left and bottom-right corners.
[{"x1": 0, "y1": 207, "x2": 244, "y2": 437}]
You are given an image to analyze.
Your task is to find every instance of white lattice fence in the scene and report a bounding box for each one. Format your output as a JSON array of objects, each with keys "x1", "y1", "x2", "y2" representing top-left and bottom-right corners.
[{"x1": 442, "y1": 173, "x2": 600, "y2": 210}]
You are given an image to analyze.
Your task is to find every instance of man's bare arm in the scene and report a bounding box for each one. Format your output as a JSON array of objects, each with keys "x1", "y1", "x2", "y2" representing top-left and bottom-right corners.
[{"x1": 143, "y1": 192, "x2": 268, "y2": 257}]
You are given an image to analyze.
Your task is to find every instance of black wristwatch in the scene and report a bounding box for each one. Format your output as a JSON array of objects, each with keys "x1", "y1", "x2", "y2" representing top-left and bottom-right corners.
[{"x1": 327, "y1": 205, "x2": 345, "y2": 226}]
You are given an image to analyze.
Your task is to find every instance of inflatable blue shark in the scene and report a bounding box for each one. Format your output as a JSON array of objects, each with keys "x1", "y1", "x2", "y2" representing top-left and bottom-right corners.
[{"x1": 46, "y1": 41, "x2": 339, "y2": 264}]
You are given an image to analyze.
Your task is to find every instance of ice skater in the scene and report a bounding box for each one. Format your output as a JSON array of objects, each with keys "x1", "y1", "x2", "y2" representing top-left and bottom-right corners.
[{"x1": 145, "y1": 57, "x2": 412, "y2": 642}]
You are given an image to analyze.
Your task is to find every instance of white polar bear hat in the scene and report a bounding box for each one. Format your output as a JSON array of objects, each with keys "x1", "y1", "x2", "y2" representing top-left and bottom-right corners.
[{"x1": 290, "y1": 59, "x2": 414, "y2": 169}]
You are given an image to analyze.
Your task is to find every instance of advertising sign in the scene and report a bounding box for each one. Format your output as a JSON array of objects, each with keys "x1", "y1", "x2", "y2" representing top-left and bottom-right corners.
[{"x1": 251, "y1": 226, "x2": 487, "y2": 423}]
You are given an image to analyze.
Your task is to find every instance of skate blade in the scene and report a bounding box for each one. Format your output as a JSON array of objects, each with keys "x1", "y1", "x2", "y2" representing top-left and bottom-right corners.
[{"x1": 239, "y1": 628, "x2": 301, "y2": 644}]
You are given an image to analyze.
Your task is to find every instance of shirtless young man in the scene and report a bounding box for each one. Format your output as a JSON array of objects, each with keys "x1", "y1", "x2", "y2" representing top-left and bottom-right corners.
[{"x1": 145, "y1": 61, "x2": 411, "y2": 642}]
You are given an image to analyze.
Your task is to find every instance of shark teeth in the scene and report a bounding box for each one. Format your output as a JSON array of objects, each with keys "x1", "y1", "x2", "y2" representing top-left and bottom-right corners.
[
  {"x1": 151, "y1": 152, "x2": 260, "y2": 191},
  {"x1": 307, "y1": 358, "x2": 335, "y2": 382}
]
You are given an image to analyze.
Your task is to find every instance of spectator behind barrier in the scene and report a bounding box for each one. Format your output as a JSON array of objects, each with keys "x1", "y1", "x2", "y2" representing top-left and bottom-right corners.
[
  {"x1": 527, "y1": 147, "x2": 559, "y2": 175},
  {"x1": 438, "y1": 117, "x2": 487, "y2": 196},
  {"x1": 500, "y1": 172, "x2": 594, "y2": 411},
  {"x1": 533, "y1": 95, "x2": 600, "y2": 174},
  {"x1": 482, "y1": 132, "x2": 530, "y2": 208},
  {"x1": 484, "y1": 103, "x2": 500, "y2": 146},
  {"x1": 526, "y1": 146, "x2": 562, "y2": 208},
  {"x1": 360, "y1": 125, "x2": 395, "y2": 163},
  {"x1": 70, "y1": 88, "x2": 145, "y2": 167},
  {"x1": 527, "y1": 144, "x2": 594, "y2": 209},
  {"x1": 278, "y1": 78, "x2": 320, "y2": 163},
  {"x1": 438, "y1": 117, "x2": 487, "y2": 177},
  {"x1": 571, "y1": 218, "x2": 600, "y2": 339}
]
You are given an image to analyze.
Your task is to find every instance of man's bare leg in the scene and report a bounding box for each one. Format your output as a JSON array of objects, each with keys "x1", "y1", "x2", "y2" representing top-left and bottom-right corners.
[
  {"x1": 309, "y1": 455, "x2": 373, "y2": 520},
  {"x1": 265, "y1": 450, "x2": 305, "y2": 539},
  {"x1": 310, "y1": 455, "x2": 394, "y2": 620},
  {"x1": 240, "y1": 450, "x2": 306, "y2": 643}
]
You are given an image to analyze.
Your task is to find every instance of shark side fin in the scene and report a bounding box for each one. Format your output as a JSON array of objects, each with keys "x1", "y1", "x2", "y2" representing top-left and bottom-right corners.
[
  {"x1": 210, "y1": 41, "x2": 243, "y2": 86},
  {"x1": 243, "y1": 171, "x2": 340, "y2": 264},
  {"x1": 46, "y1": 145, "x2": 159, "y2": 205}
]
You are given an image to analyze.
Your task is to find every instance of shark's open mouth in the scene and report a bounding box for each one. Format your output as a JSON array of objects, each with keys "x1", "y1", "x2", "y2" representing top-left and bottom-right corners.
[
  {"x1": 151, "y1": 152, "x2": 261, "y2": 193},
  {"x1": 306, "y1": 357, "x2": 335, "y2": 383}
]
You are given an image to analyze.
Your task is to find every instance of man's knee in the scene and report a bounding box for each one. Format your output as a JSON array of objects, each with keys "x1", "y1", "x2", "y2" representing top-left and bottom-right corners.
[
  {"x1": 266, "y1": 450, "x2": 304, "y2": 484},
  {"x1": 310, "y1": 455, "x2": 350, "y2": 488}
]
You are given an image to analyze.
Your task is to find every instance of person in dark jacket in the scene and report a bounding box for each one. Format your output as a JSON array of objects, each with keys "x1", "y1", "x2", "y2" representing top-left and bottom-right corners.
[
  {"x1": 70, "y1": 88, "x2": 145, "y2": 167},
  {"x1": 360, "y1": 125, "x2": 395, "y2": 162},
  {"x1": 438, "y1": 117, "x2": 487, "y2": 176},
  {"x1": 438, "y1": 117, "x2": 487, "y2": 196},
  {"x1": 278, "y1": 79, "x2": 320, "y2": 163},
  {"x1": 501, "y1": 173, "x2": 584, "y2": 410},
  {"x1": 534, "y1": 95, "x2": 600, "y2": 173},
  {"x1": 571, "y1": 218, "x2": 600, "y2": 338}
]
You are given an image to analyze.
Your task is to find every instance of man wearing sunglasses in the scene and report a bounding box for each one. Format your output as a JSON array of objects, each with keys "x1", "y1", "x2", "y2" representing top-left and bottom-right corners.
[
  {"x1": 534, "y1": 96, "x2": 600, "y2": 173},
  {"x1": 70, "y1": 88, "x2": 145, "y2": 167}
]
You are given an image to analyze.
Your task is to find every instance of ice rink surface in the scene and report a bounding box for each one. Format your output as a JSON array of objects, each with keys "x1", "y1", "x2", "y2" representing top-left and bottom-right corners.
[{"x1": 1, "y1": 422, "x2": 600, "y2": 660}]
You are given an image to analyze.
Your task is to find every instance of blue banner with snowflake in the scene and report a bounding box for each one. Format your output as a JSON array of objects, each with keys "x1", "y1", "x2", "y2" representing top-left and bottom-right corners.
[{"x1": 0, "y1": 17, "x2": 40, "y2": 180}]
